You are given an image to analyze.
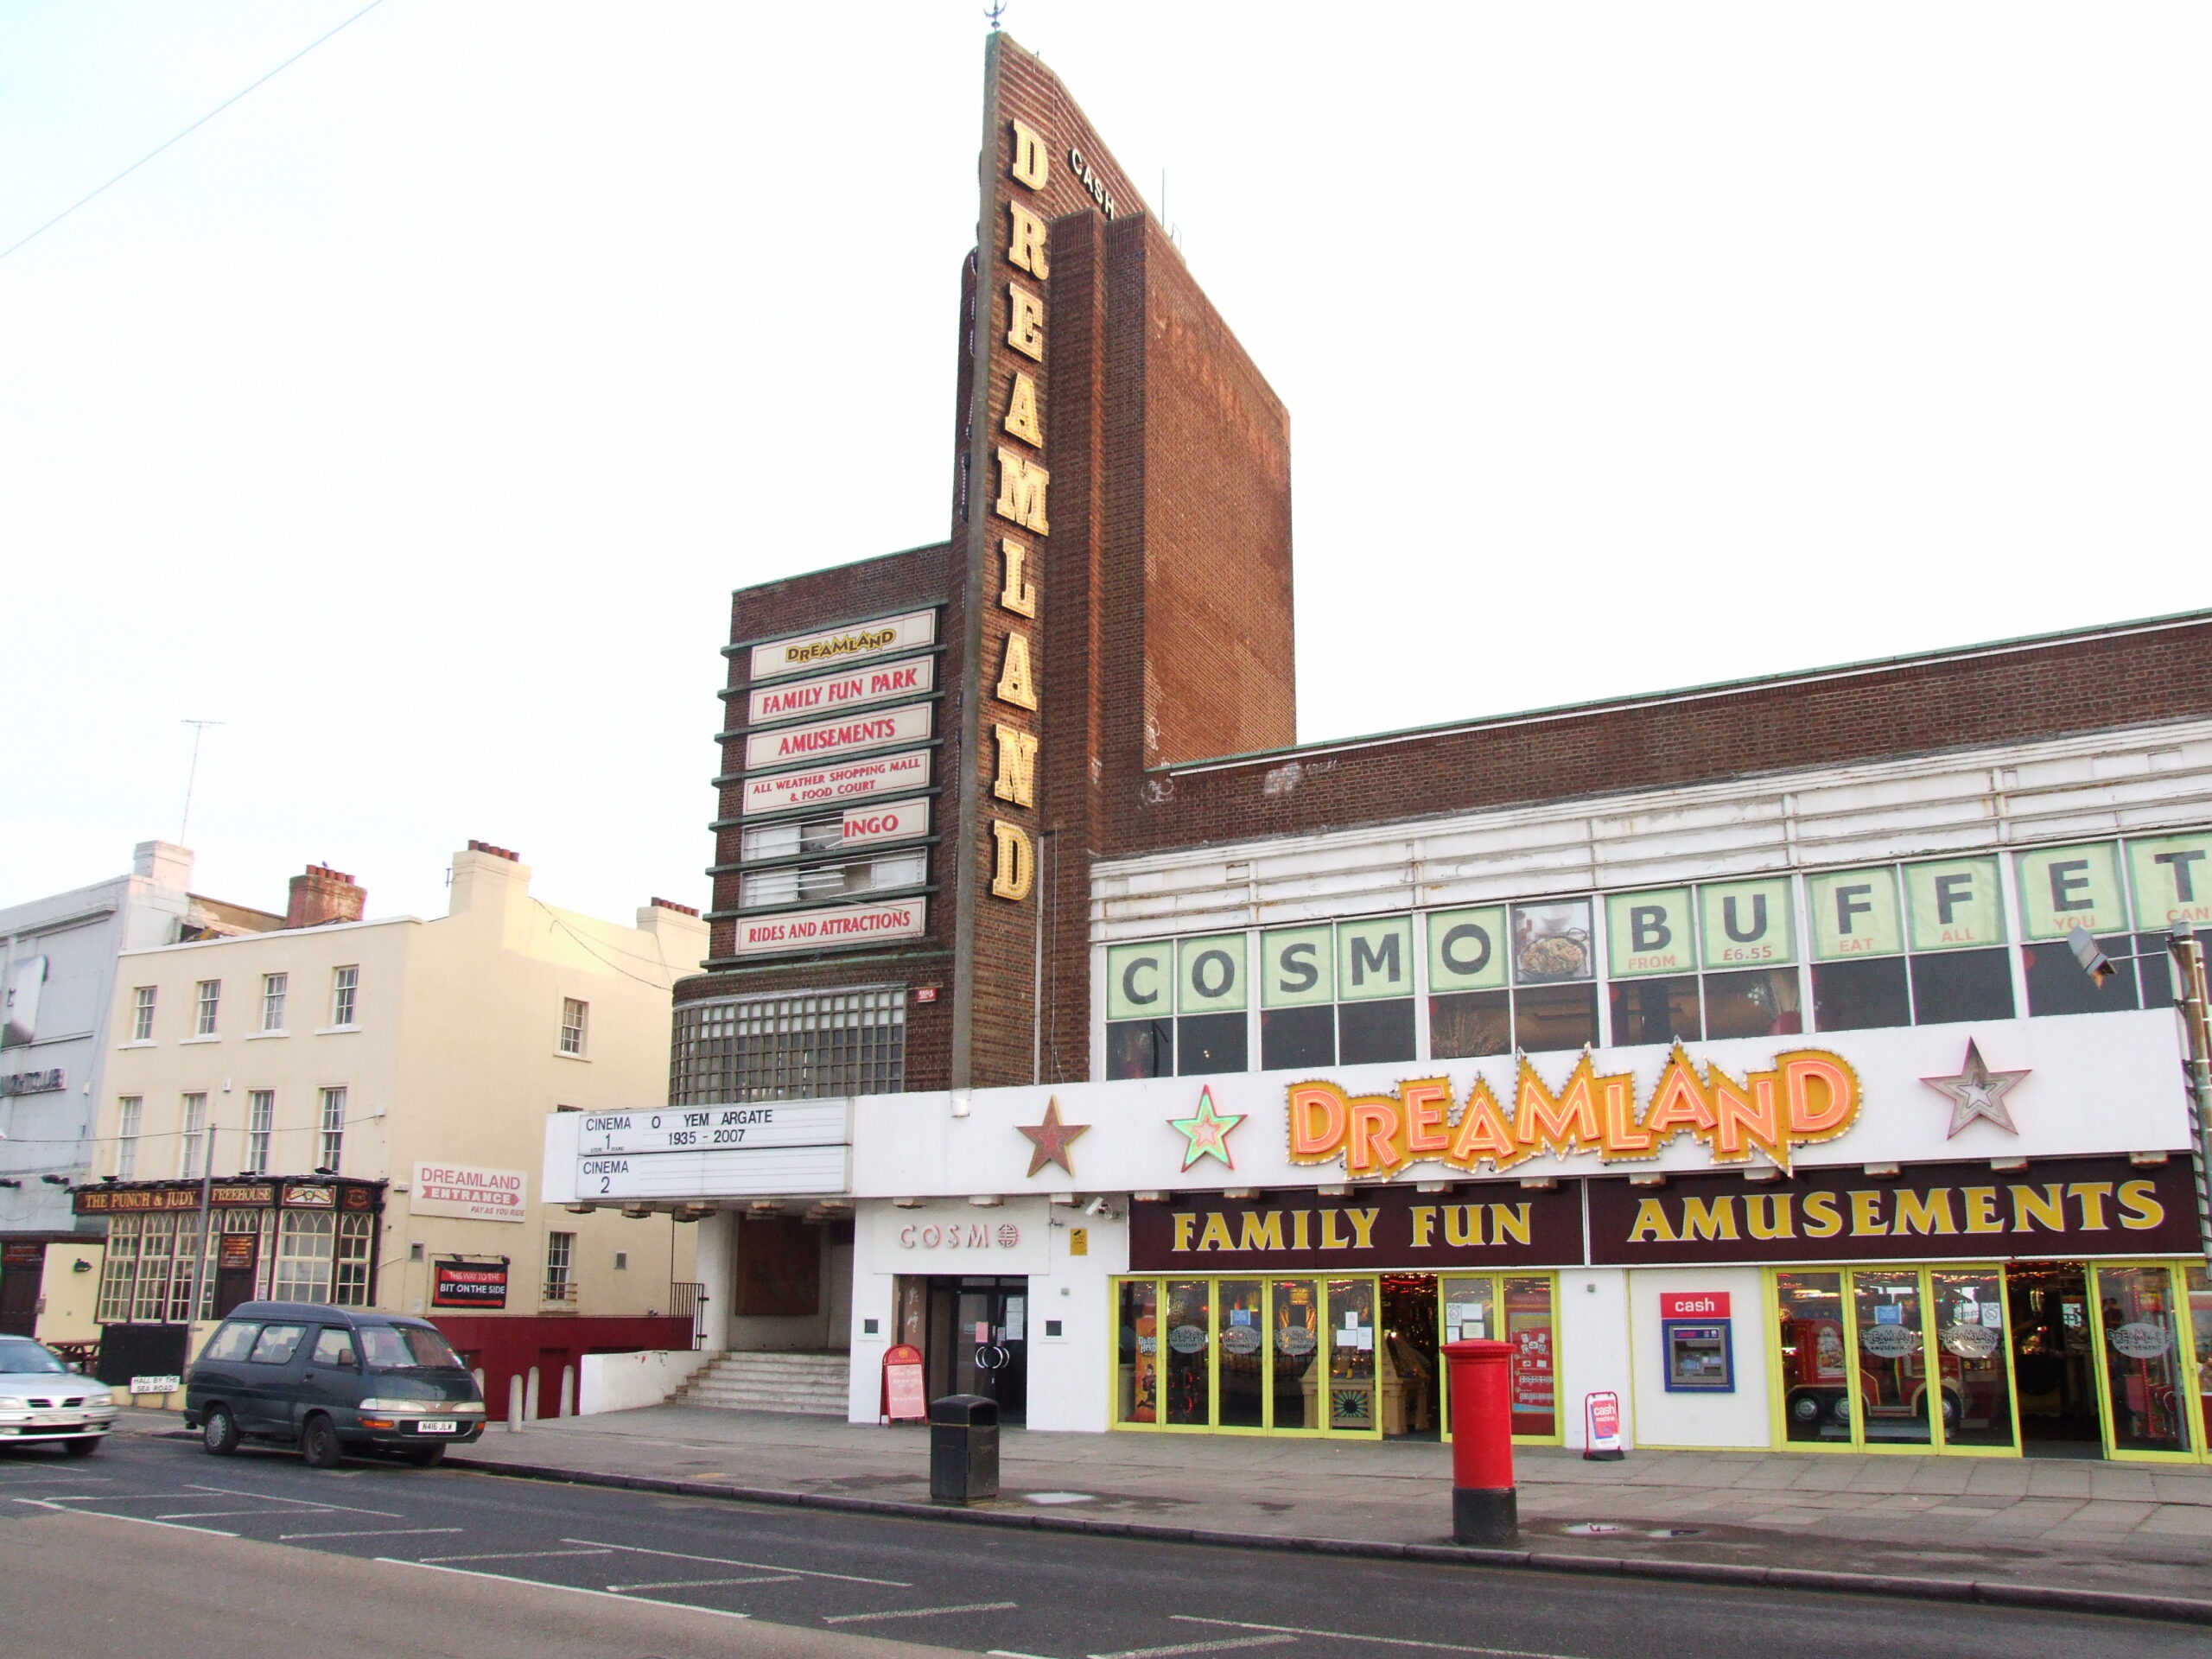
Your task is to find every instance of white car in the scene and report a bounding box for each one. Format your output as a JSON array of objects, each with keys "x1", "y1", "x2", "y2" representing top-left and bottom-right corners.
[{"x1": 0, "y1": 1337, "x2": 118, "y2": 1456}]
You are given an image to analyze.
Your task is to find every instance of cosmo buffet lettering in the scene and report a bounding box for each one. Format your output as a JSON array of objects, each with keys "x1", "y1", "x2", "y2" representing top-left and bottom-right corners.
[
  {"x1": 1289, "y1": 1046, "x2": 1861, "y2": 1178},
  {"x1": 984, "y1": 117, "x2": 1055, "y2": 906}
]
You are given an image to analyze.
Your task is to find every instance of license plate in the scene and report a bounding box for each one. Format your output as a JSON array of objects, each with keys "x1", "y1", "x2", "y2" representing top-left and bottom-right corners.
[{"x1": 417, "y1": 1419, "x2": 458, "y2": 1434}]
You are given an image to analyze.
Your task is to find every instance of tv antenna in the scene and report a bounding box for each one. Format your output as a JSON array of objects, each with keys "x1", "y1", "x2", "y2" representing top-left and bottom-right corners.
[
  {"x1": 986, "y1": 1, "x2": 1007, "y2": 31},
  {"x1": 179, "y1": 719, "x2": 225, "y2": 844}
]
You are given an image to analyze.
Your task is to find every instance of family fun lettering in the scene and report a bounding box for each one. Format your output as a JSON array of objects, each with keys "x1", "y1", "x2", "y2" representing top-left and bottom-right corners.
[{"x1": 1287, "y1": 1046, "x2": 1861, "y2": 1177}]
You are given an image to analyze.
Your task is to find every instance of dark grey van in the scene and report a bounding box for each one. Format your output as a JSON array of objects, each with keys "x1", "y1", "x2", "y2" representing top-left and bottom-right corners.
[{"x1": 182, "y1": 1301, "x2": 485, "y2": 1467}]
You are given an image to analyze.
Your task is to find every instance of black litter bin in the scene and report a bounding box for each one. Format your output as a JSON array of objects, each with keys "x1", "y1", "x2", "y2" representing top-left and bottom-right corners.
[{"x1": 929, "y1": 1393, "x2": 999, "y2": 1505}]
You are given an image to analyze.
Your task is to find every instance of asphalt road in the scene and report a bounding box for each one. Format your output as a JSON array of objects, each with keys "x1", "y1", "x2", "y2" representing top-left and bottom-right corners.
[{"x1": 1, "y1": 1433, "x2": 2198, "y2": 1659}]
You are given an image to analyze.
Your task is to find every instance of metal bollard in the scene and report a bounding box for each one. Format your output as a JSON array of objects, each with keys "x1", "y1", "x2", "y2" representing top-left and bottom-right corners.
[
  {"x1": 558, "y1": 1364, "x2": 575, "y2": 1418},
  {"x1": 1442, "y1": 1339, "x2": 1518, "y2": 1544},
  {"x1": 506, "y1": 1372, "x2": 524, "y2": 1432},
  {"x1": 524, "y1": 1365, "x2": 541, "y2": 1422}
]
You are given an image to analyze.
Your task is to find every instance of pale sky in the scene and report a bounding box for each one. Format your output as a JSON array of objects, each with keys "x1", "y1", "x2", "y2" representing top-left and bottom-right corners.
[{"x1": 5, "y1": 3, "x2": 2207, "y2": 930}]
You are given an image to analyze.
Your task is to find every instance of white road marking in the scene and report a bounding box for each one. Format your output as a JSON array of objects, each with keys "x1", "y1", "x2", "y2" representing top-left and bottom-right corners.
[
  {"x1": 158, "y1": 1507, "x2": 340, "y2": 1520},
  {"x1": 1089, "y1": 1638, "x2": 1297, "y2": 1659},
  {"x1": 1172, "y1": 1617, "x2": 1586, "y2": 1658},
  {"x1": 183, "y1": 1484, "x2": 403, "y2": 1517},
  {"x1": 378, "y1": 1558, "x2": 754, "y2": 1618},
  {"x1": 607, "y1": 1574, "x2": 804, "y2": 1592},
  {"x1": 988, "y1": 1651, "x2": 1065, "y2": 1658},
  {"x1": 422, "y1": 1548, "x2": 613, "y2": 1563},
  {"x1": 563, "y1": 1537, "x2": 911, "y2": 1588},
  {"x1": 824, "y1": 1600, "x2": 1019, "y2": 1625},
  {"x1": 279, "y1": 1526, "x2": 466, "y2": 1541}
]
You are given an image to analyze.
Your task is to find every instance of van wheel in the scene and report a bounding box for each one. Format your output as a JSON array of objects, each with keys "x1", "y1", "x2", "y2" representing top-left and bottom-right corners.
[
  {"x1": 201, "y1": 1406, "x2": 240, "y2": 1456},
  {"x1": 405, "y1": 1445, "x2": 446, "y2": 1469},
  {"x1": 301, "y1": 1415, "x2": 342, "y2": 1469},
  {"x1": 61, "y1": 1437, "x2": 100, "y2": 1459}
]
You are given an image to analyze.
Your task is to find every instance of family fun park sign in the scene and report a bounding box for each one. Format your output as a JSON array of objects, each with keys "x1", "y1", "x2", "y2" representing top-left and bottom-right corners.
[{"x1": 1287, "y1": 1046, "x2": 1862, "y2": 1179}]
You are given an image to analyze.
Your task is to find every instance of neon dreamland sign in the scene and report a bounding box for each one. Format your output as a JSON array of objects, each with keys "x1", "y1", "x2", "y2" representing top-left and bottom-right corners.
[{"x1": 1287, "y1": 1045, "x2": 1861, "y2": 1179}]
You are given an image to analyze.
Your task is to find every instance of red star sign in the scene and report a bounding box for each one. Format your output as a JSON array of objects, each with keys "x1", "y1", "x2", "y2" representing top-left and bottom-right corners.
[{"x1": 1015, "y1": 1096, "x2": 1090, "y2": 1179}]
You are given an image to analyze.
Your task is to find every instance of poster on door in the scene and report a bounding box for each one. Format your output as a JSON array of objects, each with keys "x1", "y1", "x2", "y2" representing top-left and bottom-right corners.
[{"x1": 1507, "y1": 1287, "x2": 1554, "y2": 1423}]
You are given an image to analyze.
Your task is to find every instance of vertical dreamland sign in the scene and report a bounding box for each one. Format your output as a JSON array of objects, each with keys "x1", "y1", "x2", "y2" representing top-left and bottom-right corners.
[{"x1": 949, "y1": 32, "x2": 1148, "y2": 1084}]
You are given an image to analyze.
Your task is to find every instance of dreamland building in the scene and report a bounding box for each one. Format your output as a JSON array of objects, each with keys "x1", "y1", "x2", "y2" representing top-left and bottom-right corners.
[{"x1": 545, "y1": 34, "x2": 2212, "y2": 1461}]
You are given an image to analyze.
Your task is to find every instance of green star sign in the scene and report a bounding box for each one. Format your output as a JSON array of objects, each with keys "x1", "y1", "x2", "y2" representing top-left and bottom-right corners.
[{"x1": 1168, "y1": 1086, "x2": 1246, "y2": 1172}]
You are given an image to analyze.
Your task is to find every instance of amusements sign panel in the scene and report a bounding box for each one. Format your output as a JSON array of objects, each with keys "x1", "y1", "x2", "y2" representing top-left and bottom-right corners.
[{"x1": 1586, "y1": 1154, "x2": 2197, "y2": 1264}]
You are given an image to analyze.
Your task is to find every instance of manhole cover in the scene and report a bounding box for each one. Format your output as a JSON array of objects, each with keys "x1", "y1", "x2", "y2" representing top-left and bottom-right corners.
[{"x1": 1024, "y1": 1491, "x2": 1096, "y2": 1505}]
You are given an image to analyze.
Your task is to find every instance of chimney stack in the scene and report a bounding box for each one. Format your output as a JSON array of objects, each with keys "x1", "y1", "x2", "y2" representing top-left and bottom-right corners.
[{"x1": 287, "y1": 865, "x2": 365, "y2": 929}]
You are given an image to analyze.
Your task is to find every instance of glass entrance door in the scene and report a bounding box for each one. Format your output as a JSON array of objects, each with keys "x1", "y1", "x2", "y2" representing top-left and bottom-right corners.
[
  {"x1": 2093, "y1": 1263, "x2": 2194, "y2": 1458},
  {"x1": 2007, "y1": 1262, "x2": 2100, "y2": 1454},
  {"x1": 935, "y1": 1275, "x2": 1027, "y2": 1423}
]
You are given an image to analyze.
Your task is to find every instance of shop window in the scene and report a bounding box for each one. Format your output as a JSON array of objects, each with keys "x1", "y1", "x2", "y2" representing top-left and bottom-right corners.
[
  {"x1": 1176, "y1": 1012, "x2": 1245, "y2": 1076},
  {"x1": 1163, "y1": 1280, "x2": 1211, "y2": 1426},
  {"x1": 1116, "y1": 1279, "x2": 1160, "y2": 1424},
  {"x1": 2187, "y1": 1265, "x2": 2212, "y2": 1453},
  {"x1": 1775, "y1": 1270, "x2": 1850, "y2": 1444},
  {"x1": 1701, "y1": 967, "x2": 1802, "y2": 1039},
  {"x1": 1427, "y1": 990, "x2": 1510, "y2": 1059},
  {"x1": 273, "y1": 1211, "x2": 335, "y2": 1303},
  {"x1": 1608, "y1": 975, "x2": 1700, "y2": 1046},
  {"x1": 1260, "y1": 1005, "x2": 1333, "y2": 1071},
  {"x1": 1326, "y1": 1278, "x2": 1377, "y2": 1431},
  {"x1": 1907, "y1": 947, "x2": 2014, "y2": 1025},
  {"x1": 1811, "y1": 957, "x2": 1910, "y2": 1031},
  {"x1": 1930, "y1": 1269, "x2": 2014, "y2": 1450},
  {"x1": 1105, "y1": 1019, "x2": 1173, "y2": 1080},
  {"x1": 1337, "y1": 998, "x2": 1414, "y2": 1065},
  {"x1": 1513, "y1": 984, "x2": 1597, "y2": 1052},
  {"x1": 1501, "y1": 1276, "x2": 1558, "y2": 1438},
  {"x1": 2095, "y1": 1264, "x2": 2195, "y2": 1455}
]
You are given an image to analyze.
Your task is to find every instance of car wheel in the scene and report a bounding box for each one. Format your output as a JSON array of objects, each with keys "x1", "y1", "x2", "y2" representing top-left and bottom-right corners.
[
  {"x1": 405, "y1": 1445, "x2": 446, "y2": 1469},
  {"x1": 201, "y1": 1406, "x2": 241, "y2": 1456},
  {"x1": 301, "y1": 1415, "x2": 342, "y2": 1470},
  {"x1": 61, "y1": 1437, "x2": 101, "y2": 1459}
]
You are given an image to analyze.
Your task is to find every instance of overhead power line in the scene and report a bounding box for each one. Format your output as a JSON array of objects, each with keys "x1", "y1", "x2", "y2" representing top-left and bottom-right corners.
[{"x1": 1, "y1": 0, "x2": 390, "y2": 266}]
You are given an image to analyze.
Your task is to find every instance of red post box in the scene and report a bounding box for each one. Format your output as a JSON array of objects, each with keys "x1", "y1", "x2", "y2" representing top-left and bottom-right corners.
[{"x1": 1442, "y1": 1338, "x2": 1517, "y2": 1544}]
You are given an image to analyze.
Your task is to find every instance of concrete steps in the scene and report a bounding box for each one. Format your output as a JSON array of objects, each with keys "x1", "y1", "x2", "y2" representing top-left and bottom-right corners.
[{"x1": 675, "y1": 1350, "x2": 851, "y2": 1417}]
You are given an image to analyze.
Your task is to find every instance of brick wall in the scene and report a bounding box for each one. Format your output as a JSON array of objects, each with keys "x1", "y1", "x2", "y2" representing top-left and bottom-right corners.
[{"x1": 1116, "y1": 615, "x2": 2212, "y2": 855}]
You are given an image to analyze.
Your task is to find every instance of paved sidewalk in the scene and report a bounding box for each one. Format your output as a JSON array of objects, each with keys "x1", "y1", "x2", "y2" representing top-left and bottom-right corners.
[{"x1": 427, "y1": 1402, "x2": 2212, "y2": 1607}]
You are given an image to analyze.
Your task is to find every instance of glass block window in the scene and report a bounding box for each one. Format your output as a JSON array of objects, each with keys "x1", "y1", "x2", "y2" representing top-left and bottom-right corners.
[{"x1": 670, "y1": 987, "x2": 906, "y2": 1104}]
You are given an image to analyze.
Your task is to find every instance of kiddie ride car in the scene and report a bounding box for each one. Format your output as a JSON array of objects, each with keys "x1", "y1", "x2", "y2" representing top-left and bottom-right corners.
[{"x1": 184, "y1": 1301, "x2": 486, "y2": 1468}]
